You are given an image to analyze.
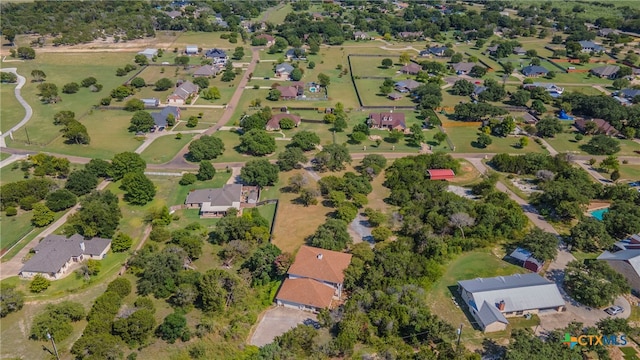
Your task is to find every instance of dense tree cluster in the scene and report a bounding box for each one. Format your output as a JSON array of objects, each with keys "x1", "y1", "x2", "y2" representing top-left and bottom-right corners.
[
  {"x1": 0, "y1": 283, "x2": 24, "y2": 317},
  {"x1": 564, "y1": 260, "x2": 630, "y2": 307},
  {"x1": 30, "y1": 301, "x2": 85, "y2": 341}
]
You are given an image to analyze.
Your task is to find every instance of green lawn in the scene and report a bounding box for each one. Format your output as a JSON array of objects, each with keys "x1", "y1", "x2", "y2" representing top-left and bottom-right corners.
[
  {"x1": 0, "y1": 83, "x2": 25, "y2": 133},
  {"x1": 0, "y1": 163, "x2": 27, "y2": 185},
  {"x1": 155, "y1": 172, "x2": 232, "y2": 208},
  {"x1": 0, "y1": 211, "x2": 34, "y2": 252},
  {"x1": 0, "y1": 152, "x2": 10, "y2": 161},
  {"x1": 30, "y1": 109, "x2": 142, "y2": 159},
  {"x1": 349, "y1": 56, "x2": 401, "y2": 78},
  {"x1": 170, "y1": 31, "x2": 242, "y2": 49},
  {"x1": 441, "y1": 121, "x2": 548, "y2": 154},
  {"x1": 544, "y1": 124, "x2": 640, "y2": 157},
  {"x1": 252, "y1": 61, "x2": 276, "y2": 78},
  {"x1": 618, "y1": 165, "x2": 640, "y2": 182},
  {"x1": 355, "y1": 78, "x2": 417, "y2": 107},
  {"x1": 425, "y1": 250, "x2": 528, "y2": 338},
  {"x1": 140, "y1": 133, "x2": 195, "y2": 164},
  {"x1": 263, "y1": 4, "x2": 293, "y2": 24},
  {"x1": 620, "y1": 347, "x2": 640, "y2": 360},
  {"x1": 7, "y1": 52, "x2": 136, "y2": 147}
]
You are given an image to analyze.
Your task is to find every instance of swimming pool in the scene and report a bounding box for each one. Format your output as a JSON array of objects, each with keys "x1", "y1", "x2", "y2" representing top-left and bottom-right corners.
[{"x1": 590, "y1": 208, "x2": 610, "y2": 221}]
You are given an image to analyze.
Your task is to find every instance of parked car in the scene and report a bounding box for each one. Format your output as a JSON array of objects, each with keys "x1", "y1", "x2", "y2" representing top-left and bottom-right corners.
[{"x1": 604, "y1": 305, "x2": 624, "y2": 315}]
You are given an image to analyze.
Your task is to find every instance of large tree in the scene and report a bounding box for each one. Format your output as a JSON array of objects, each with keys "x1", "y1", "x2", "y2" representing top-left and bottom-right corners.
[
  {"x1": 128, "y1": 111, "x2": 155, "y2": 133},
  {"x1": 196, "y1": 161, "x2": 215, "y2": 181},
  {"x1": 519, "y1": 228, "x2": 558, "y2": 261},
  {"x1": 238, "y1": 129, "x2": 276, "y2": 156},
  {"x1": 120, "y1": 172, "x2": 156, "y2": 205},
  {"x1": 313, "y1": 144, "x2": 351, "y2": 172},
  {"x1": 290, "y1": 131, "x2": 320, "y2": 151},
  {"x1": 277, "y1": 147, "x2": 307, "y2": 171},
  {"x1": 240, "y1": 159, "x2": 279, "y2": 187},
  {"x1": 306, "y1": 219, "x2": 351, "y2": 251},
  {"x1": 62, "y1": 120, "x2": 90, "y2": 144},
  {"x1": 603, "y1": 200, "x2": 640, "y2": 238},
  {"x1": 187, "y1": 135, "x2": 225, "y2": 161},
  {"x1": 535, "y1": 116, "x2": 563, "y2": 138},
  {"x1": 65, "y1": 169, "x2": 99, "y2": 196},
  {"x1": 45, "y1": 189, "x2": 77, "y2": 212},
  {"x1": 568, "y1": 217, "x2": 614, "y2": 252},
  {"x1": 67, "y1": 190, "x2": 122, "y2": 238},
  {"x1": 583, "y1": 135, "x2": 621, "y2": 155},
  {"x1": 110, "y1": 152, "x2": 146, "y2": 180},
  {"x1": 564, "y1": 260, "x2": 630, "y2": 307}
]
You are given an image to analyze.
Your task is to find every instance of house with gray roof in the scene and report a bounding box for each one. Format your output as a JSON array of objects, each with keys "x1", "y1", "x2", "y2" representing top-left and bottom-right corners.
[
  {"x1": 590, "y1": 65, "x2": 620, "y2": 79},
  {"x1": 394, "y1": 79, "x2": 421, "y2": 93},
  {"x1": 579, "y1": 41, "x2": 605, "y2": 53},
  {"x1": 598, "y1": 234, "x2": 640, "y2": 294},
  {"x1": 151, "y1": 106, "x2": 181, "y2": 130},
  {"x1": 275, "y1": 63, "x2": 295, "y2": 79},
  {"x1": 401, "y1": 62, "x2": 422, "y2": 75},
  {"x1": 458, "y1": 273, "x2": 565, "y2": 332},
  {"x1": 619, "y1": 88, "x2": 640, "y2": 99},
  {"x1": 523, "y1": 82, "x2": 564, "y2": 95},
  {"x1": 167, "y1": 81, "x2": 199, "y2": 105},
  {"x1": 513, "y1": 47, "x2": 526, "y2": 55},
  {"x1": 420, "y1": 46, "x2": 448, "y2": 57},
  {"x1": 452, "y1": 62, "x2": 477, "y2": 75},
  {"x1": 521, "y1": 65, "x2": 549, "y2": 77},
  {"x1": 20, "y1": 234, "x2": 111, "y2": 280},
  {"x1": 193, "y1": 65, "x2": 218, "y2": 78},
  {"x1": 204, "y1": 48, "x2": 228, "y2": 65},
  {"x1": 185, "y1": 184, "x2": 243, "y2": 217}
]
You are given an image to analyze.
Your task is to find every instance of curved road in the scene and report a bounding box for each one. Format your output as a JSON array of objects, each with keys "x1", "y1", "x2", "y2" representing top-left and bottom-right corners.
[{"x1": 0, "y1": 68, "x2": 32, "y2": 148}]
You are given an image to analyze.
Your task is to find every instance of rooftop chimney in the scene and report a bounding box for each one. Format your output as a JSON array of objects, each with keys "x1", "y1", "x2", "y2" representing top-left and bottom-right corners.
[
  {"x1": 498, "y1": 300, "x2": 505, "y2": 311},
  {"x1": 317, "y1": 253, "x2": 323, "y2": 260}
]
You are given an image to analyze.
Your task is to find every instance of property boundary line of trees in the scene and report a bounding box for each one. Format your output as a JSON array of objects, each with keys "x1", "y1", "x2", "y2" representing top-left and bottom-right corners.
[
  {"x1": 463, "y1": 52, "x2": 494, "y2": 71},
  {"x1": 542, "y1": 57, "x2": 569, "y2": 73},
  {"x1": 437, "y1": 123, "x2": 455, "y2": 151},
  {"x1": 257, "y1": 198, "x2": 279, "y2": 240},
  {"x1": 124, "y1": 65, "x2": 149, "y2": 86}
]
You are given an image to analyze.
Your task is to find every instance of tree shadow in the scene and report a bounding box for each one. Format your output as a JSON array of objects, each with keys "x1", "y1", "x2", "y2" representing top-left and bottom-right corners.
[{"x1": 470, "y1": 141, "x2": 488, "y2": 149}]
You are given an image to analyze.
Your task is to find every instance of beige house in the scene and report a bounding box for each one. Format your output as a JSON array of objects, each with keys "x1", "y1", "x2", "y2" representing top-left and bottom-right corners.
[
  {"x1": 458, "y1": 273, "x2": 565, "y2": 332},
  {"x1": 167, "y1": 81, "x2": 199, "y2": 105},
  {"x1": 185, "y1": 184, "x2": 243, "y2": 217},
  {"x1": 19, "y1": 234, "x2": 111, "y2": 280}
]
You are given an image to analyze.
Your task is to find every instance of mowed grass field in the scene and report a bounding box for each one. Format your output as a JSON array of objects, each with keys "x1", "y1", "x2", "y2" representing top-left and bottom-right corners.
[
  {"x1": 544, "y1": 123, "x2": 640, "y2": 157},
  {"x1": 6, "y1": 52, "x2": 137, "y2": 146},
  {"x1": 0, "y1": 83, "x2": 25, "y2": 133},
  {"x1": 140, "y1": 133, "x2": 195, "y2": 164},
  {"x1": 354, "y1": 78, "x2": 416, "y2": 107}
]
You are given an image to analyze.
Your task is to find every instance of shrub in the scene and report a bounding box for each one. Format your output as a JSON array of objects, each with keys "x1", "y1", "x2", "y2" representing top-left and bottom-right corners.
[
  {"x1": 29, "y1": 274, "x2": 51, "y2": 293},
  {"x1": 5, "y1": 207, "x2": 17, "y2": 216}
]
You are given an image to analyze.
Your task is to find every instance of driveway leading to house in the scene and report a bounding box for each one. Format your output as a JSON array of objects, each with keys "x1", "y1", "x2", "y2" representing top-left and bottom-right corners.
[{"x1": 249, "y1": 306, "x2": 318, "y2": 347}]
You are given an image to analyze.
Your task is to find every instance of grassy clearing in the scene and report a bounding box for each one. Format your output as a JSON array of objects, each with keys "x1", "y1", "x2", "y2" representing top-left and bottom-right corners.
[
  {"x1": 0, "y1": 83, "x2": 25, "y2": 133},
  {"x1": 0, "y1": 211, "x2": 34, "y2": 252},
  {"x1": 544, "y1": 124, "x2": 640, "y2": 157},
  {"x1": 8, "y1": 52, "x2": 135, "y2": 146},
  {"x1": 141, "y1": 133, "x2": 195, "y2": 164},
  {"x1": 171, "y1": 31, "x2": 241, "y2": 49},
  {"x1": 355, "y1": 78, "x2": 416, "y2": 107},
  {"x1": 0, "y1": 163, "x2": 27, "y2": 185},
  {"x1": 271, "y1": 169, "x2": 334, "y2": 254},
  {"x1": 263, "y1": 3, "x2": 292, "y2": 24},
  {"x1": 152, "y1": 172, "x2": 232, "y2": 208},
  {"x1": 441, "y1": 121, "x2": 548, "y2": 154},
  {"x1": 425, "y1": 250, "x2": 528, "y2": 340},
  {"x1": 350, "y1": 56, "x2": 401, "y2": 78},
  {"x1": 618, "y1": 165, "x2": 640, "y2": 182},
  {"x1": 0, "y1": 152, "x2": 10, "y2": 161}
]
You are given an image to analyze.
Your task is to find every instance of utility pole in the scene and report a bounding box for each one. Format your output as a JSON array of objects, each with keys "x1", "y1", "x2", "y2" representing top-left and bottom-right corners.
[{"x1": 46, "y1": 332, "x2": 60, "y2": 360}]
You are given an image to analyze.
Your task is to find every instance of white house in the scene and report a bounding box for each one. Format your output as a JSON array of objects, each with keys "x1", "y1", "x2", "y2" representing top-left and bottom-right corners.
[{"x1": 458, "y1": 273, "x2": 565, "y2": 332}]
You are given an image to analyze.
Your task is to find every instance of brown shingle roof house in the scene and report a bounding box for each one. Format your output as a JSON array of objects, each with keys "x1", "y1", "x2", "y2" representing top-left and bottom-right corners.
[
  {"x1": 266, "y1": 113, "x2": 302, "y2": 131},
  {"x1": 401, "y1": 62, "x2": 422, "y2": 75},
  {"x1": 276, "y1": 245, "x2": 352, "y2": 312},
  {"x1": 574, "y1": 118, "x2": 619, "y2": 136},
  {"x1": 368, "y1": 112, "x2": 407, "y2": 131},
  {"x1": 276, "y1": 85, "x2": 299, "y2": 99}
]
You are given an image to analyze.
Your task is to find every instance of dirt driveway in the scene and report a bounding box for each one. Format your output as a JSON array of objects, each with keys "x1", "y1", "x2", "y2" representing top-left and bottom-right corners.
[{"x1": 249, "y1": 306, "x2": 318, "y2": 347}]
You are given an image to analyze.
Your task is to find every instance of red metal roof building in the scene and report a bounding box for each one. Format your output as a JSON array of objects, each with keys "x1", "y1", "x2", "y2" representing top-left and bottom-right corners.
[{"x1": 428, "y1": 169, "x2": 455, "y2": 180}]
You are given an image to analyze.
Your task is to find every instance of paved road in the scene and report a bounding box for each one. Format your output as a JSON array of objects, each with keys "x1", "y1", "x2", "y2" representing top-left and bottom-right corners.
[
  {"x1": 0, "y1": 180, "x2": 111, "y2": 279},
  {"x1": 162, "y1": 47, "x2": 261, "y2": 169},
  {"x1": 0, "y1": 68, "x2": 32, "y2": 148},
  {"x1": 0, "y1": 153, "x2": 27, "y2": 169}
]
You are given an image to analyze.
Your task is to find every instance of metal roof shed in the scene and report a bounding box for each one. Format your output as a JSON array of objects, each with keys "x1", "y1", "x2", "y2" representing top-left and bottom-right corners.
[{"x1": 428, "y1": 169, "x2": 455, "y2": 180}]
